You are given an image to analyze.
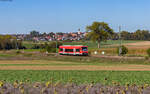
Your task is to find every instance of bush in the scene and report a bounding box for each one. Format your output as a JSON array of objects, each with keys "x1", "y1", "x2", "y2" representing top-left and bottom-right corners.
[
  {"x1": 117, "y1": 45, "x2": 128, "y2": 56},
  {"x1": 16, "y1": 50, "x2": 21, "y2": 54},
  {"x1": 0, "y1": 35, "x2": 24, "y2": 50},
  {"x1": 145, "y1": 56, "x2": 149, "y2": 60},
  {"x1": 147, "y1": 48, "x2": 150, "y2": 57},
  {"x1": 31, "y1": 44, "x2": 40, "y2": 49},
  {"x1": 49, "y1": 41, "x2": 63, "y2": 48},
  {"x1": 44, "y1": 42, "x2": 62, "y2": 53},
  {"x1": 88, "y1": 50, "x2": 92, "y2": 56},
  {"x1": 46, "y1": 45, "x2": 56, "y2": 53}
]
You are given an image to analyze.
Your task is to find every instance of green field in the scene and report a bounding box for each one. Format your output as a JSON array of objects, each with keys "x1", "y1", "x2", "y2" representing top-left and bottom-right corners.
[
  {"x1": 22, "y1": 40, "x2": 142, "y2": 49},
  {"x1": 0, "y1": 40, "x2": 149, "y2": 86},
  {"x1": 0, "y1": 70, "x2": 150, "y2": 85}
]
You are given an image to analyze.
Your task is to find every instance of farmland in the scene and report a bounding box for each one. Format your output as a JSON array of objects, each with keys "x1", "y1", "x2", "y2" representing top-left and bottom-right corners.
[
  {"x1": 0, "y1": 40, "x2": 150, "y2": 89},
  {"x1": 22, "y1": 40, "x2": 150, "y2": 56},
  {"x1": 0, "y1": 70, "x2": 150, "y2": 85}
]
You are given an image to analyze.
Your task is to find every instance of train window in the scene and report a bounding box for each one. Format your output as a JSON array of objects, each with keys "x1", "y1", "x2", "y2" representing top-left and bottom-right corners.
[
  {"x1": 60, "y1": 49, "x2": 63, "y2": 51},
  {"x1": 76, "y1": 49, "x2": 80, "y2": 52},
  {"x1": 65, "y1": 49, "x2": 73, "y2": 52},
  {"x1": 82, "y1": 47, "x2": 87, "y2": 51}
]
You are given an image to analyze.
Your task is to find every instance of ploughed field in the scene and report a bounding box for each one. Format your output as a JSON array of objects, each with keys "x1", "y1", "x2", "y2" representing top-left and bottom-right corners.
[{"x1": 0, "y1": 59, "x2": 150, "y2": 71}]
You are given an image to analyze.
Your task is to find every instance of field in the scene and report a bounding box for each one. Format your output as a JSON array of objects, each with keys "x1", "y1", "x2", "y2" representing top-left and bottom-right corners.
[
  {"x1": 0, "y1": 40, "x2": 150, "y2": 87},
  {"x1": 0, "y1": 54, "x2": 149, "y2": 85},
  {"x1": 0, "y1": 70, "x2": 150, "y2": 85},
  {"x1": 22, "y1": 40, "x2": 150, "y2": 56}
]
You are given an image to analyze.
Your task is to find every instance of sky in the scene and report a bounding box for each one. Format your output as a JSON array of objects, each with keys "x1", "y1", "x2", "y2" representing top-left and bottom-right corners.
[{"x1": 0, "y1": 0, "x2": 150, "y2": 34}]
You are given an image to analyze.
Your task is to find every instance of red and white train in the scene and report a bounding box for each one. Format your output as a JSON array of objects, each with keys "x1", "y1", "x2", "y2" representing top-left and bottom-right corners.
[{"x1": 59, "y1": 45, "x2": 88, "y2": 56}]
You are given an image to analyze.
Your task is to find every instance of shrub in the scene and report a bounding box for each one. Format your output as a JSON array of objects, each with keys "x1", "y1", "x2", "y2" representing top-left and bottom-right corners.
[
  {"x1": 88, "y1": 50, "x2": 92, "y2": 56},
  {"x1": 145, "y1": 56, "x2": 149, "y2": 60},
  {"x1": 44, "y1": 42, "x2": 62, "y2": 53},
  {"x1": 46, "y1": 45, "x2": 56, "y2": 53},
  {"x1": 49, "y1": 41, "x2": 63, "y2": 48},
  {"x1": 31, "y1": 44, "x2": 40, "y2": 49},
  {"x1": 147, "y1": 48, "x2": 150, "y2": 57},
  {"x1": 16, "y1": 50, "x2": 21, "y2": 54},
  {"x1": 117, "y1": 45, "x2": 128, "y2": 56}
]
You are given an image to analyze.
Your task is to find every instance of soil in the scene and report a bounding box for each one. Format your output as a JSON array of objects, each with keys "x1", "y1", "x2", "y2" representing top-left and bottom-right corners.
[{"x1": 0, "y1": 65, "x2": 150, "y2": 71}]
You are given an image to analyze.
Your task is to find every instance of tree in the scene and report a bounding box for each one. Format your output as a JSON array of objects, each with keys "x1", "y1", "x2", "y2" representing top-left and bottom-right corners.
[
  {"x1": 0, "y1": 35, "x2": 24, "y2": 50},
  {"x1": 86, "y1": 22, "x2": 113, "y2": 48},
  {"x1": 30, "y1": 30, "x2": 40, "y2": 37},
  {"x1": 121, "y1": 31, "x2": 130, "y2": 40},
  {"x1": 133, "y1": 29, "x2": 150, "y2": 40}
]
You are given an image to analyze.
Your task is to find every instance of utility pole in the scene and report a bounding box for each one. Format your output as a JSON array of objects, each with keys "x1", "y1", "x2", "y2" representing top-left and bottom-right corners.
[
  {"x1": 119, "y1": 26, "x2": 122, "y2": 56},
  {"x1": 56, "y1": 33, "x2": 58, "y2": 56},
  {"x1": 16, "y1": 39, "x2": 19, "y2": 50}
]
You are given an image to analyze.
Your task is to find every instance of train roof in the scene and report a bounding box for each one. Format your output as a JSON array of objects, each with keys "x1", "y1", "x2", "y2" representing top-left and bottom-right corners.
[{"x1": 59, "y1": 45, "x2": 88, "y2": 48}]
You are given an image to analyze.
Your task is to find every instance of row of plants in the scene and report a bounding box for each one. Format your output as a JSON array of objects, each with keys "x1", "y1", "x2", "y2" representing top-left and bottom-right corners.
[
  {"x1": 0, "y1": 81, "x2": 150, "y2": 94},
  {"x1": 0, "y1": 70, "x2": 150, "y2": 85}
]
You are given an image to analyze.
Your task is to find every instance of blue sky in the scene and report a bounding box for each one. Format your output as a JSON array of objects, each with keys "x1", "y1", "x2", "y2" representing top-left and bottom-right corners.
[{"x1": 0, "y1": 0, "x2": 150, "y2": 34}]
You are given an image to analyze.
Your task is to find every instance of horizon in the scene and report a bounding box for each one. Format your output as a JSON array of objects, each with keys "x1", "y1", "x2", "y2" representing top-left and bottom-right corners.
[{"x1": 0, "y1": 0, "x2": 150, "y2": 34}]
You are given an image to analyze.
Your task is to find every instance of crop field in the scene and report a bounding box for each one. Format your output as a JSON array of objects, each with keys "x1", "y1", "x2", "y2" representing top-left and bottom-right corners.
[
  {"x1": 0, "y1": 40, "x2": 150, "y2": 93},
  {"x1": 0, "y1": 70, "x2": 150, "y2": 85},
  {"x1": 0, "y1": 55, "x2": 149, "y2": 86}
]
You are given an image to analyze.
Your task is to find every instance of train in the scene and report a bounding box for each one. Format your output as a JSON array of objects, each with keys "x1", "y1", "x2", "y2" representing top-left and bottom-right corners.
[{"x1": 59, "y1": 45, "x2": 88, "y2": 56}]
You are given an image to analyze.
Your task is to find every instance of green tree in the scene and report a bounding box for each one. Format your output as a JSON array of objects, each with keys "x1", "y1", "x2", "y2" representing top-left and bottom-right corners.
[
  {"x1": 86, "y1": 22, "x2": 113, "y2": 48},
  {"x1": 30, "y1": 30, "x2": 40, "y2": 37},
  {"x1": 0, "y1": 35, "x2": 24, "y2": 50},
  {"x1": 121, "y1": 31, "x2": 130, "y2": 40}
]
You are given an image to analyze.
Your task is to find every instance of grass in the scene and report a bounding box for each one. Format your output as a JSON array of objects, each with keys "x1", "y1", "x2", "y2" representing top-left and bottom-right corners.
[
  {"x1": 0, "y1": 70, "x2": 150, "y2": 85},
  {"x1": 0, "y1": 54, "x2": 16, "y2": 57},
  {"x1": 0, "y1": 53, "x2": 149, "y2": 65},
  {"x1": 20, "y1": 49, "x2": 41, "y2": 52},
  {"x1": 22, "y1": 40, "x2": 142, "y2": 49},
  {"x1": 63, "y1": 40, "x2": 142, "y2": 49},
  {"x1": 22, "y1": 40, "x2": 147, "y2": 56}
]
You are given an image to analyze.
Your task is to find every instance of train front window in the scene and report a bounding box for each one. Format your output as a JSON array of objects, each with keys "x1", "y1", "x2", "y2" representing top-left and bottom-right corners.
[
  {"x1": 82, "y1": 47, "x2": 87, "y2": 51},
  {"x1": 60, "y1": 48, "x2": 63, "y2": 51}
]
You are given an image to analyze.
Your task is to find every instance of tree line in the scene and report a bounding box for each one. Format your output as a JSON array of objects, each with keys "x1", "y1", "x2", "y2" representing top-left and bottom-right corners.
[
  {"x1": 0, "y1": 35, "x2": 25, "y2": 50},
  {"x1": 120, "y1": 30, "x2": 150, "y2": 40},
  {"x1": 86, "y1": 22, "x2": 150, "y2": 48},
  {"x1": 1, "y1": 21, "x2": 150, "y2": 50}
]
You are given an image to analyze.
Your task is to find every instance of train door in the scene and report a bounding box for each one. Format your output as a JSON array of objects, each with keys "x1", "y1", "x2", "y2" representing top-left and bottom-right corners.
[
  {"x1": 73, "y1": 48, "x2": 76, "y2": 55},
  {"x1": 63, "y1": 48, "x2": 65, "y2": 54}
]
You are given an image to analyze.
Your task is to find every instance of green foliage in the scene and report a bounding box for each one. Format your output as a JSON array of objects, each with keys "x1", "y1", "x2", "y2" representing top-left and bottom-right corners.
[
  {"x1": 147, "y1": 48, "x2": 150, "y2": 57},
  {"x1": 86, "y1": 22, "x2": 113, "y2": 48},
  {"x1": 45, "y1": 45, "x2": 56, "y2": 53},
  {"x1": 88, "y1": 50, "x2": 92, "y2": 56},
  {"x1": 117, "y1": 45, "x2": 128, "y2": 56},
  {"x1": 145, "y1": 56, "x2": 149, "y2": 60},
  {"x1": 119, "y1": 29, "x2": 150, "y2": 40},
  {"x1": 16, "y1": 50, "x2": 21, "y2": 54},
  {"x1": 37, "y1": 42, "x2": 62, "y2": 53},
  {"x1": 45, "y1": 41, "x2": 62, "y2": 53},
  {"x1": 30, "y1": 30, "x2": 40, "y2": 37},
  {"x1": 31, "y1": 44, "x2": 40, "y2": 49},
  {"x1": 0, "y1": 70, "x2": 150, "y2": 85},
  {"x1": 0, "y1": 35, "x2": 24, "y2": 50}
]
